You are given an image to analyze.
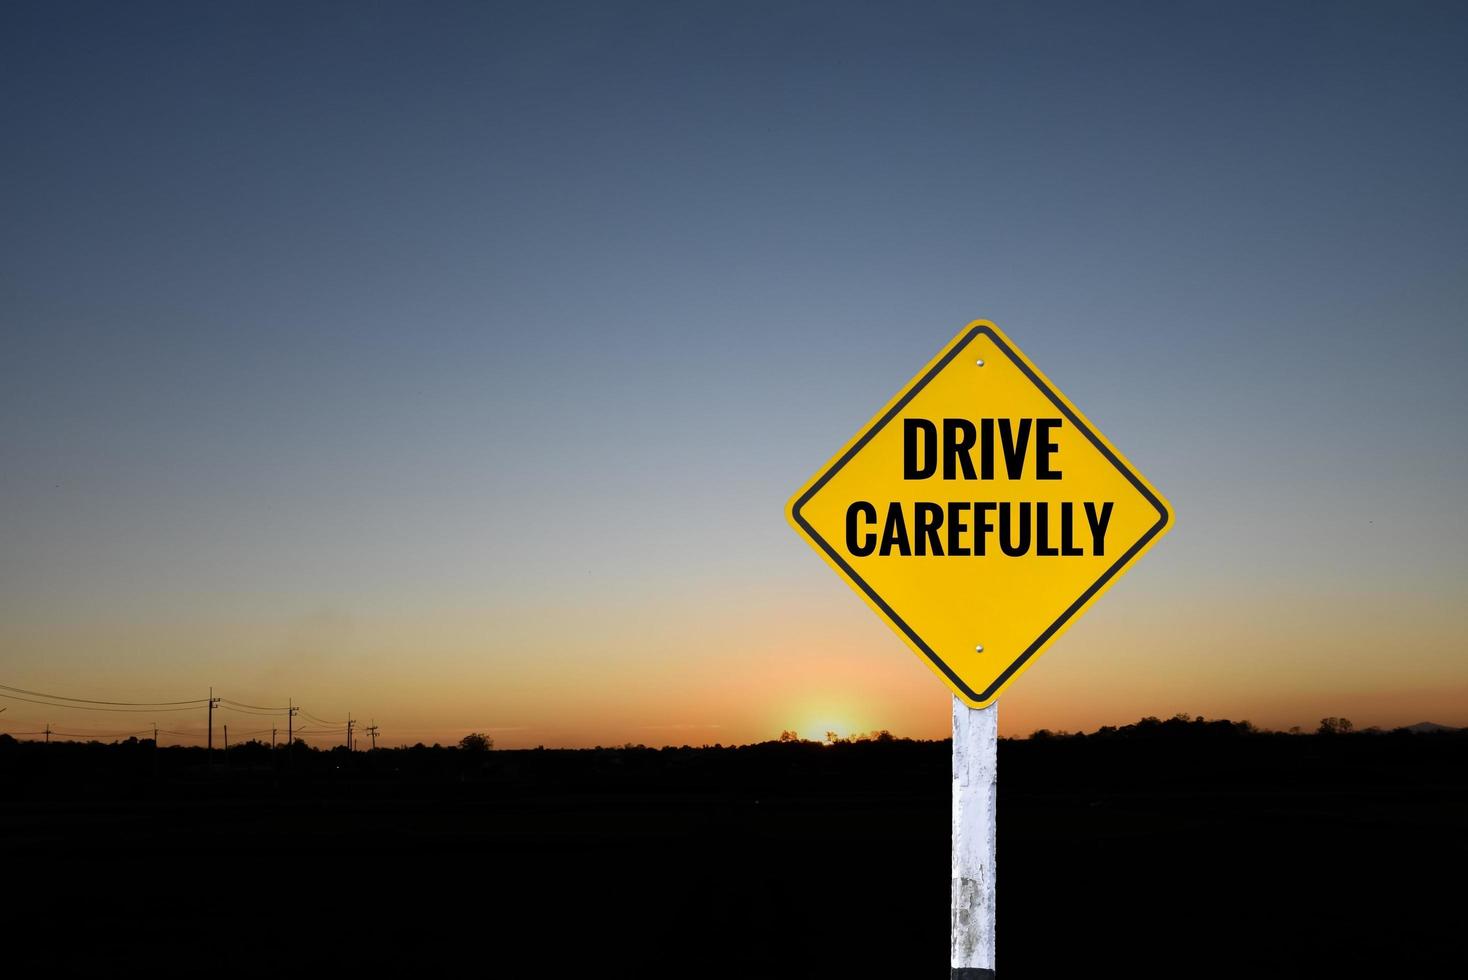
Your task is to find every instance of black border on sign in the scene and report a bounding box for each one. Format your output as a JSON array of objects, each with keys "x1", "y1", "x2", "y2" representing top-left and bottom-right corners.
[{"x1": 790, "y1": 324, "x2": 1172, "y2": 704}]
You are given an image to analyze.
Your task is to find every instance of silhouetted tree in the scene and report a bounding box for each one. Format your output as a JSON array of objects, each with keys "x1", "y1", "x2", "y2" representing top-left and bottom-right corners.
[
  {"x1": 459, "y1": 732, "x2": 494, "y2": 752},
  {"x1": 1318, "y1": 717, "x2": 1353, "y2": 735},
  {"x1": 778, "y1": 730, "x2": 799, "y2": 743}
]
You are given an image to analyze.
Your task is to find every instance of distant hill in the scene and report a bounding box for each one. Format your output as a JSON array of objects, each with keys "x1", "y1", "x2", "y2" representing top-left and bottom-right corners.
[{"x1": 1402, "y1": 721, "x2": 1462, "y2": 734}]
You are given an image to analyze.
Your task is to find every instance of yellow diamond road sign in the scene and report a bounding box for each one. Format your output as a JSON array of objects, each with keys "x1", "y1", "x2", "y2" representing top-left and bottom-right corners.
[{"x1": 787, "y1": 320, "x2": 1173, "y2": 707}]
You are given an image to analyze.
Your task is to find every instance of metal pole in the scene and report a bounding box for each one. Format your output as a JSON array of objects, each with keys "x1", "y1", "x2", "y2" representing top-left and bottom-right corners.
[{"x1": 951, "y1": 696, "x2": 997, "y2": 978}]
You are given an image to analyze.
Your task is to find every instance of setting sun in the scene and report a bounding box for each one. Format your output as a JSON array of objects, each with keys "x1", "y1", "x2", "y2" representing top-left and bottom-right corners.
[{"x1": 794, "y1": 717, "x2": 861, "y2": 744}]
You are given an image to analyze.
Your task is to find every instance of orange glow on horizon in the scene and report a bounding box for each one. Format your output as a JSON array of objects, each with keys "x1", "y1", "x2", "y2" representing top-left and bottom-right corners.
[{"x1": 3, "y1": 577, "x2": 1467, "y2": 748}]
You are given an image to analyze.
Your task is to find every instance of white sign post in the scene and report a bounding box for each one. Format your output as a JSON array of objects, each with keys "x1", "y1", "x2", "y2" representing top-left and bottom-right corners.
[{"x1": 951, "y1": 697, "x2": 997, "y2": 978}]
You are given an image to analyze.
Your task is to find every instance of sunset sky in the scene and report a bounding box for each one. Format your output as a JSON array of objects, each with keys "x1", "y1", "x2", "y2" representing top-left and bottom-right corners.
[{"x1": 3, "y1": 2, "x2": 1466, "y2": 747}]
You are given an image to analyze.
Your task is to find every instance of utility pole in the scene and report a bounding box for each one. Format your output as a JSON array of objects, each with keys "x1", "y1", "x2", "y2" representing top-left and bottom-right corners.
[
  {"x1": 346, "y1": 714, "x2": 355, "y2": 751},
  {"x1": 152, "y1": 723, "x2": 159, "y2": 777},
  {"x1": 287, "y1": 698, "x2": 298, "y2": 746},
  {"x1": 224, "y1": 723, "x2": 229, "y2": 758},
  {"x1": 207, "y1": 686, "x2": 220, "y2": 760},
  {"x1": 45, "y1": 723, "x2": 51, "y2": 745},
  {"x1": 366, "y1": 722, "x2": 379, "y2": 751},
  {"x1": 271, "y1": 726, "x2": 277, "y2": 750}
]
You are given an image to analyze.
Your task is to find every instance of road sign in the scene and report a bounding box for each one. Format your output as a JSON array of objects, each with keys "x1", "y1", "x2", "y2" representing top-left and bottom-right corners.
[{"x1": 787, "y1": 320, "x2": 1173, "y2": 707}]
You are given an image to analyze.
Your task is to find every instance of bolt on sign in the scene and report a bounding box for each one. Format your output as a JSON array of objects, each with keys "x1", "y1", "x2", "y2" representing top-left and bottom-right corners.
[{"x1": 787, "y1": 320, "x2": 1173, "y2": 707}]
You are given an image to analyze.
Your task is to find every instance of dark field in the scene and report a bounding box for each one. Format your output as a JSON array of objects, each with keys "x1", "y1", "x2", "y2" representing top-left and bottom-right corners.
[{"x1": 3, "y1": 724, "x2": 1465, "y2": 978}]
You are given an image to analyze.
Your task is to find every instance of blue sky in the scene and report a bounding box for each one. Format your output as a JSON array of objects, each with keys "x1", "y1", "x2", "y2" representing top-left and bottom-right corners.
[{"x1": 3, "y1": 2, "x2": 1466, "y2": 742}]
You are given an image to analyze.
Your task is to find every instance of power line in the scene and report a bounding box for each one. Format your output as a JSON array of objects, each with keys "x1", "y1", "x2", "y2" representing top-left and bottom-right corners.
[
  {"x1": 220, "y1": 698, "x2": 289, "y2": 712},
  {"x1": 0, "y1": 725, "x2": 156, "y2": 739},
  {"x1": 0, "y1": 692, "x2": 201, "y2": 713},
  {"x1": 0, "y1": 682, "x2": 207, "y2": 706},
  {"x1": 46, "y1": 729, "x2": 155, "y2": 739},
  {"x1": 0, "y1": 681, "x2": 377, "y2": 743},
  {"x1": 218, "y1": 703, "x2": 288, "y2": 717}
]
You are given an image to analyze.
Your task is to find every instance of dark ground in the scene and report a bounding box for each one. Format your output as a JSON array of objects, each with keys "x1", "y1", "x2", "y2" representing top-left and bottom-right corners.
[{"x1": 2, "y1": 723, "x2": 1465, "y2": 978}]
